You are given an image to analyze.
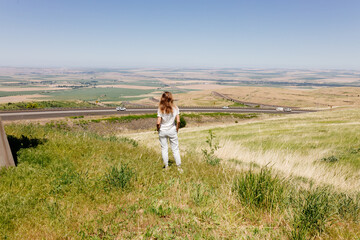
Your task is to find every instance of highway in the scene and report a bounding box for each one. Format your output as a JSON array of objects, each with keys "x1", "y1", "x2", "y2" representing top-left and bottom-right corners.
[{"x1": 0, "y1": 107, "x2": 314, "y2": 121}]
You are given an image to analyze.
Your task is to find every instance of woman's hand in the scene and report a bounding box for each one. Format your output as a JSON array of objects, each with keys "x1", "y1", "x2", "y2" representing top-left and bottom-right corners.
[
  {"x1": 157, "y1": 117, "x2": 162, "y2": 132},
  {"x1": 176, "y1": 114, "x2": 180, "y2": 132}
]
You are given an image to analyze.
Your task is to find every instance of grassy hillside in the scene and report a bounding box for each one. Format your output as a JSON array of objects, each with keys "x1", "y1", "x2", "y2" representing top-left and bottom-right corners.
[
  {"x1": 132, "y1": 108, "x2": 360, "y2": 192},
  {"x1": 1, "y1": 112, "x2": 359, "y2": 239}
]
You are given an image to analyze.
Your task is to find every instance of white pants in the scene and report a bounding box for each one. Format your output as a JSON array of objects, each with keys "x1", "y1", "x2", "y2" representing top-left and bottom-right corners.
[{"x1": 159, "y1": 127, "x2": 181, "y2": 167}]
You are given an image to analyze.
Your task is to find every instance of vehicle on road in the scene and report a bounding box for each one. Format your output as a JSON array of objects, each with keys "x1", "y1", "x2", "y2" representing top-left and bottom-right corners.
[
  {"x1": 276, "y1": 107, "x2": 292, "y2": 112},
  {"x1": 116, "y1": 107, "x2": 126, "y2": 111},
  {"x1": 222, "y1": 106, "x2": 229, "y2": 109}
]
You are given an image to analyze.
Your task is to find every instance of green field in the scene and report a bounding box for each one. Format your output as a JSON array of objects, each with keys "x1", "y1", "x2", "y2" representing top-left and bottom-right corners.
[
  {"x1": 0, "y1": 91, "x2": 45, "y2": 98},
  {"x1": 43, "y1": 88, "x2": 155, "y2": 102}
]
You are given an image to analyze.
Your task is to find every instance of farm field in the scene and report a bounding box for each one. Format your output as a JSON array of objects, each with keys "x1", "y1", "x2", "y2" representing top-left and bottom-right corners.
[
  {"x1": 1, "y1": 67, "x2": 359, "y2": 238},
  {"x1": 1, "y1": 67, "x2": 360, "y2": 107},
  {"x1": 168, "y1": 86, "x2": 360, "y2": 108}
]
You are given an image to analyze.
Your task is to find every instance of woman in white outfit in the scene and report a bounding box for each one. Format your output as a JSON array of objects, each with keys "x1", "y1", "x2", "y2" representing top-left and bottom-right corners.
[{"x1": 157, "y1": 92, "x2": 182, "y2": 172}]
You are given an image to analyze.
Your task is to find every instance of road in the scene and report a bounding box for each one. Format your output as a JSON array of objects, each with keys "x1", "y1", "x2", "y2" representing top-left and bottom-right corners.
[
  {"x1": 211, "y1": 91, "x2": 284, "y2": 108},
  {"x1": 0, "y1": 107, "x2": 314, "y2": 121}
]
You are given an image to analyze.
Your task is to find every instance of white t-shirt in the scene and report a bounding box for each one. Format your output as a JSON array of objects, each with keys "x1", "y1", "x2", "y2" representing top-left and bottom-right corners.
[{"x1": 157, "y1": 106, "x2": 180, "y2": 131}]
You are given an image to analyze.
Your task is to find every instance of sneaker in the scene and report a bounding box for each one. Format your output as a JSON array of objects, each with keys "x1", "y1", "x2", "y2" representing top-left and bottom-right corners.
[
  {"x1": 177, "y1": 167, "x2": 183, "y2": 174},
  {"x1": 163, "y1": 165, "x2": 169, "y2": 171}
]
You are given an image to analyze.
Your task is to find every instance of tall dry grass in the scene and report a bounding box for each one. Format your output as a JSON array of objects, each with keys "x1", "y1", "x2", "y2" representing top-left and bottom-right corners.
[
  {"x1": 215, "y1": 139, "x2": 359, "y2": 192},
  {"x1": 131, "y1": 108, "x2": 360, "y2": 192}
]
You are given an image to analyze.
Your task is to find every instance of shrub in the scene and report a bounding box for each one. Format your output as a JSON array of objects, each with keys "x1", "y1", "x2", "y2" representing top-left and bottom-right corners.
[
  {"x1": 148, "y1": 202, "x2": 172, "y2": 218},
  {"x1": 321, "y1": 155, "x2": 339, "y2": 162},
  {"x1": 75, "y1": 119, "x2": 89, "y2": 129},
  {"x1": 26, "y1": 103, "x2": 38, "y2": 109},
  {"x1": 202, "y1": 130, "x2": 221, "y2": 166},
  {"x1": 178, "y1": 115, "x2": 186, "y2": 128},
  {"x1": 103, "y1": 165, "x2": 134, "y2": 190},
  {"x1": 69, "y1": 115, "x2": 84, "y2": 119},
  {"x1": 232, "y1": 167, "x2": 288, "y2": 210},
  {"x1": 291, "y1": 188, "x2": 334, "y2": 239}
]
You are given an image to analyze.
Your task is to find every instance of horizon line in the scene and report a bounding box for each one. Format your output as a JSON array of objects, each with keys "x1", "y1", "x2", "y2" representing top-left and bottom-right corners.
[{"x1": 1, "y1": 65, "x2": 360, "y2": 71}]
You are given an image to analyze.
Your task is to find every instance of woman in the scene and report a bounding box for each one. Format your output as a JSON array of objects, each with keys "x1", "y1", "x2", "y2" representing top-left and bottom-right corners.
[{"x1": 157, "y1": 91, "x2": 182, "y2": 172}]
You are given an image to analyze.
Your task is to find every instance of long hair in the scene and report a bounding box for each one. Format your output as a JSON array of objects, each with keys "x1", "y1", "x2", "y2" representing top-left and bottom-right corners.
[{"x1": 159, "y1": 91, "x2": 175, "y2": 114}]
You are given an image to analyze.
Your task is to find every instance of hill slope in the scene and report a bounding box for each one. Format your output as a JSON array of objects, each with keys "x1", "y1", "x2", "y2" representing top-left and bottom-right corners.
[{"x1": 1, "y1": 116, "x2": 359, "y2": 239}]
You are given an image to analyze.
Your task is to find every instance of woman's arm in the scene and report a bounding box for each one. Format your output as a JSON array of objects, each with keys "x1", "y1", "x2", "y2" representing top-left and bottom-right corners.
[
  {"x1": 176, "y1": 114, "x2": 180, "y2": 132},
  {"x1": 157, "y1": 117, "x2": 162, "y2": 132}
]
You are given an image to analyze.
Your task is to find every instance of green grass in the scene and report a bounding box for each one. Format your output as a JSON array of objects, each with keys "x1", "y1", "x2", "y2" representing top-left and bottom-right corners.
[
  {"x1": 76, "y1": 113, "x2": 186, "y2": 125},
  {"x1": 68, "y1": 115, "x2": 84, "y2": 119},
  {"x1": 90, "y1": 114, "x2": 158, "y2": 123},
  {"x1": 233, "y1": 167, "x2": 288, "y2": 211},
  {"x1": 229, "y1": 102, "x2": 248, "y2": 107},
  {"x1": 0, "y1": 122, "x2": 359, "y2": 239},
  {"x1": 290, "y1": 188, "x2": 335, "y2": 239},
  {"x1": 103, "y1": 165, "x2": 135, "y2": 191},
  {"x1": 0, "y1": 101, "x2": 97, "y2": 110},
  {"x1": 182, "y1": 112, "x2": 258, "y2": 119}
]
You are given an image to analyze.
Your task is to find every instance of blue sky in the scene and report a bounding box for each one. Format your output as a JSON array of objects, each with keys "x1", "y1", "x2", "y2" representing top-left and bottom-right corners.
[{"x1": 0, "y1": 0, "x2": 359, "y2": 69}]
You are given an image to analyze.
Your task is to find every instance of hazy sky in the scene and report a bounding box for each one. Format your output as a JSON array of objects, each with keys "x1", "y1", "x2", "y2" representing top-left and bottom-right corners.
[{"x1": 1, "y1": 0, "x2": 359, "y2": 69}]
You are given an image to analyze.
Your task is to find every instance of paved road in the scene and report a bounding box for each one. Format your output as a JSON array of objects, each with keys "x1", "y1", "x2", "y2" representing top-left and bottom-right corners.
[{"x1": 0, "y1": 107, "x2": 313, "y2": 121}]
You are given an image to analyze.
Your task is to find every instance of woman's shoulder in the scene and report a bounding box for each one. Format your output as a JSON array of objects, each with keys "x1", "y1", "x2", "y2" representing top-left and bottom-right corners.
[{"x1": 173, "y1": 105, "x2": 180, "y2": 114}]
